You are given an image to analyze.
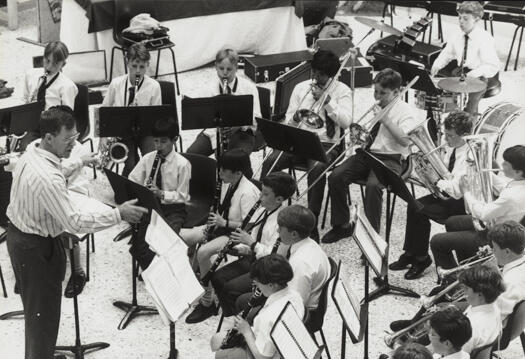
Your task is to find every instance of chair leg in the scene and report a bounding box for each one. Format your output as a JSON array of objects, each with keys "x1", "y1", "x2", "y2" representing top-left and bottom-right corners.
[
  {"x1": 321, "y1": 189, "x2": 330, "y2": 230},
  {"x1": 505, "y1": 26, "x2": 520, "y2": 71},
  {"x1": 319, "y1": 328, "x2": 332, "y2": 359},
  {"x1": 86, "y1": 235, "x2": 90, "y2": 282},
  {"x1": 515, "y1": 26, "x2": 524, "y2": 71},
  {"x1": 155, "y1": 49, "x2": 161, "y2": 79},
  {"x1": 168, "y1": 47, "x2": 181, "y2": 95},
  {"x1": 91, "y1": 233, "x2": 95, "y2": 253},
  {"x1": 0, "y1": 263, "x2": 7, "y2": 298},
  {"x1": 86, "y1": 138, "x2": 96, "y2": 179},
  {"x1": 216, "y1": 313, "x2": 224, "y2": 333},
  {"x1": 109, "y1": 46, "x2": 117, "y2": 81},
  {"x1": 520, "y1": 332, "x2": 525, "y2": 354}
]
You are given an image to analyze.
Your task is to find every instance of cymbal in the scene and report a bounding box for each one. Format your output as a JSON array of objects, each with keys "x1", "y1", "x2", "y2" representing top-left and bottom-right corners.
[
  {"x1": 354, "y1": 16, "x2": 403, "y2": 37},
  {"x1": 437, "y1": 77, "x2": 487, "y2": 94}
]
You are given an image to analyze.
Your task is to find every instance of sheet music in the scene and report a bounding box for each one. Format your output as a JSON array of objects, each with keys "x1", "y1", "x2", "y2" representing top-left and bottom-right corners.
[
  {"x1": 353, "y1": 208, "x2": 387, "y2": 277},
  {"x1": 146, "y1": 210, "x2": 184, "y2": 255},
  {"x1": 333, "y1": 277, "x2": 361, "y2": 340},
  {"x1": 271, "y1": 303, "x2": 320, "y2": 359},
  {"x1": 164, "y1": 244, "x2": 204, "y2": 304}
]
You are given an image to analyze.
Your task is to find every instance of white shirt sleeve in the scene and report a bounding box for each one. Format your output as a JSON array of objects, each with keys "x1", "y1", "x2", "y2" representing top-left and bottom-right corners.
[
  {"x1": 60, "y1": 82, "x2": 78, "y2": 110},
  {"x1": 163, "y1": 160, "x2": 191, "y2": 204},
  {"x1": 149, "y1": 80, "x2": 162, "y2": 106},
  {"x1": 432, "y1": 40, "x2": 456, "y2": 73},
  {"x1": 467, "y1": 35, "x2": 500, "y2": 78},
  {"x1": 324, "y1": 83, "x2": 353, "y2": 129}
]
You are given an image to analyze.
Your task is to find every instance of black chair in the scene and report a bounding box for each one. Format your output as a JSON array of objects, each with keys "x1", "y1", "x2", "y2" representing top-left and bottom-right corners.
[
  {"x1": 74, "y1": 84, "x2": 97, "y2": 181},
  {"x1": 158, "y1": 80, "x2": 183, "y2": 151},
  {"x1": 181, "y1": 153, "x2": 217, "y2": 228},
  {"x1": 253, "y1": 86, "x2": 272, "y2": 155},
  {"x1": 470, "y1": 340, "x2": 495, "y2": 359},
  {"x1": 109, "y1": 0, "x2": 180, "y2": 94},
  {"x1": 304, "y1": 257, "x2": 338, "y2": 359},
  {"x1": 493, "y1": 300, "x2": 525, "y2": 356},
  {"x1": 0, "y1": 231, "x2": 6, "y2": 298},
  {"x1": 483, "y1": 72, "x2": 502, "y2": 98}
]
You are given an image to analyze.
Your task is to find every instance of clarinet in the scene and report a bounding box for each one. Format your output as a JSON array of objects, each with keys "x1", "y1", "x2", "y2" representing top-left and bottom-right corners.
[
  {"x1": 145, "y1": 152, "x2": 163, "y2": 189},
  {"x1": 201, "y1": 200, "x2": 262, "y2": 284},
  {"x1": 220, "y1": 288, "x2": 263, "y2": 349},
  {"x1": 202, "y1": 177, "x2": 223, "y2": 243},
  {"x1": 271, "y1": 238, "x2": 281, "y2": 254},
  {"x1": 131, "y1": 75, "x2": 140, "y2": 106}
]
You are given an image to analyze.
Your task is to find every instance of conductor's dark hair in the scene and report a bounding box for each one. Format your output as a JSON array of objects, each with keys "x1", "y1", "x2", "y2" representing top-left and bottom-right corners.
[
  {"x1": 429, "y1": 307, "x2": 472, "y2": 351},
  {"x1": 392, "y1": 343, "x2": 433, "y2": 359},
  {"x1": 250, "y1": 254, "x2": 294, "y2": 287},
  {"x1": 444, "y1": 111, "x2": 473, "y2": 137},
  {"x1": 151, "y1": 118, "x2": 178, "y2": 140},
  {"x1": 126, "y1": 43, "x2": 151, "y2": 62},
  {"x1": 277, "y1": 204, "x2": 316, "y2": 239},
  {"x1": 373, "y1": 68, "x2": 402, "y2": 91},
  {"x1": 311, "y1": 49, "x2": 340, "y2": 78},
  {"x1": 503, "y1": 145, "x2": 525, "y2": 178},
  {"x1": 488, "y1": 220, "x2": 525, "y2": 254},
  {"x1": 40, "y1": 106, "x2": 76, "y2": 137},
  {"x1": 458, "y1": 264, "x2": 505, "y2": 303},
  {"x1": 219, "y1": 148, "x2": 251, "y2": 174},
  {"x1": 44, "y1": 41, "x2": 69, "y2": 63},
  {"x1": 261, "y1": 172, "x2": 297, "y2": 200}
]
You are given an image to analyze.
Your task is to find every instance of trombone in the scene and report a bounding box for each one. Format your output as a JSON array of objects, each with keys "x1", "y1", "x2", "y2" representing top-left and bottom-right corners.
[{"x1": 436, "y1": 245, "x2": 494, "y2": 281}]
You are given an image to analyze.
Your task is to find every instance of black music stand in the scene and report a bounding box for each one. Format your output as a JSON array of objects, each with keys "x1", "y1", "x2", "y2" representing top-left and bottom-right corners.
[
  {"x1": 55, "y1": 235, "x2": 110, "y2": 358},
  {"x1": 104, "y1": 169, "x2": 161, "y2": 330},
  {"x1": 0, "y1": 101, "x2": 44, "y2": 150},
  {"x1": 256, "y1": 118, "x2": 328, "y2": 163},
  {"x1": 358, "y1": 149, "x2": 421, "y2": 301}
]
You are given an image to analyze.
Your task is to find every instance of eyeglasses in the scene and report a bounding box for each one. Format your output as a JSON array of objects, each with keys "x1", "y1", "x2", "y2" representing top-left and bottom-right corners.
[{"x1": 64, "y1": 132, "x2": 80, "y2": 144}]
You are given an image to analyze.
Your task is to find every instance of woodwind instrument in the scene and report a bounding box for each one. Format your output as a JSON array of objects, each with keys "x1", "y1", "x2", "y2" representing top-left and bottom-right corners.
[
  {"x1": 220, "y1": 288, "x2": 263, "y2": 349},
  {"x1": 271, "y1": 238, "x2": 281, "y2": 254},
  {"x1": 202, "y1": 177, "x2": 223, "y2": 243},
  {"x1": 145, "y1": 152, "x2": 164, "y2": 189},
  {"x1": 131, "y1": 74, "x2": 140, "y2": 106}
]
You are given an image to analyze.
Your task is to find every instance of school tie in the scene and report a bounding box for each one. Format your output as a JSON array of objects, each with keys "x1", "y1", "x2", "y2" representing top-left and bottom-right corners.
[
  {"x1": 155, "y1": 157, "x2": 166, "y2": 189},
  {"x1": 324, "y1": 110, "x2": 336, "y2": 139},
  {"x1": 460, "y1": 34, "x2": 469, "y2": 69},
  {"x1": 255, "y1": 211, "x2": 269, "y2": 243},
  {"x1": 286, "y1": 245, "x2": 292, "y2": 260},
  {"x1": 227, "y1": 85, "x2": 232, "y2": 94},
  {"x1": 36, "y1": 75, "x2": 47, "y2": 102},
  {"x1": 448, "y1": 148, "x2": 456, "y2": 172},
  {"x1": 365, "y1": 122, "x2": 382, "y2": 150},
  {"x1": 128, "y1": 87, "x2": 136, "y2": 106}
]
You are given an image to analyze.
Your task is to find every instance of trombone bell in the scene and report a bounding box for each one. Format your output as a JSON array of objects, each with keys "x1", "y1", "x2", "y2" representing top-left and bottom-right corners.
[{"x1": 293, "y1": 109, "x2": 325, "y2": 129}]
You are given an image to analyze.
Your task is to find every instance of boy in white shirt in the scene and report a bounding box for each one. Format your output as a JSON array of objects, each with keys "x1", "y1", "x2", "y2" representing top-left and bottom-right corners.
[{"x1": 428, "y1": 307, "x2": 472, "y2": 359}]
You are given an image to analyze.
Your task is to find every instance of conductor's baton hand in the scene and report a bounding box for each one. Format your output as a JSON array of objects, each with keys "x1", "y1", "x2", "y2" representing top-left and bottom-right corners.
[{"x1": 117, "y1": 199, "x2": 148, "y2": 223}]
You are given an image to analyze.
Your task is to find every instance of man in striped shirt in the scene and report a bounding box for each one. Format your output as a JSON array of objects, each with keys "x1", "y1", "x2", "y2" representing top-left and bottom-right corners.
[{"x1": 6, "y1": 106, "x2": 147, "y2": 359}]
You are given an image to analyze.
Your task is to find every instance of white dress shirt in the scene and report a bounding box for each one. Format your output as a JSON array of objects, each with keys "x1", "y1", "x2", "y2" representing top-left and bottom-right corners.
[
  {"x1": 462, "y1": 303, "x2": 501, "y2": 353},
  {"x1": 203, "y1": 76, "x2": 261, "y2": 149},
  {"x1": 436, "y1": 143, "x2": 470, "y2": 200},
  {"x1": 288, "y1": 238, "x2": 331, "y2": 310},
  {"x1": 432, "y1": 25, "x2": 500, "y2": 78},
  {"x1": 285, "y1": 80, "x2": 353, "y2": 143},
  {"x1": 252, "y1": 286, "x2": 304, "y2": 358},
  {"x1": 102, "y1": 74, "x2": 161, "y2": 107},
  {"x1": 497, "y1": 255, "x2": 525, "y2": 321},
  {"x1": 220, "y1": 175, "x2": 260, "y2": 224},
  {"x1": 369, "y1": 100, "x2": 417, "y2": 158},
  {"x1": 23, "y1": 68, "x2": 78, "y2": 110},
  {"x1": 128, "y1": 146, "x2": 191, "y2": 204},
  {"x1": 7, "y1": 145, "x2": 121, "y2": 237},
  {"x1": 433, "y1": 351, "x2": 470, "y2": 359}
]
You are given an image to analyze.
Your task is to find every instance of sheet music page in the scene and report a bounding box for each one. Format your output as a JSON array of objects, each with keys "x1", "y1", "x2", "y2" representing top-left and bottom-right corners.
[
  {"x1": 333, "y1": 278, "x2": 361, "y2": 339},
  {"x1": 142, "y1": 260, "x2": 171, "y2": 325},
  {"x1": 359, "y1": 208, "x2": 387, "y2": 256},
  {"x1": 145, "y1": 210, "x2": 184, "y2": 256},
  {"x1": 354, "y1": 217, "x2": 382, "y2": 275},
  {"x1": 272, "y1": 303, "x2": 320, "y2": 359},
  {"x1": 164, "y1": 244, "x2": 204, "y2": 306}
]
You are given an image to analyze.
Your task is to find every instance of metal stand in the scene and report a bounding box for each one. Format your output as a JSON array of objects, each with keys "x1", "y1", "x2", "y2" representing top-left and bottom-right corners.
[
  {"x1": 0, "y1": 263, "x2": 7, "y2": 298},
  {"x1": 55, "y1": 242, "x2": 109, "y2": 358},
  {"x1": 363, "y1": 263, "x2": 369, "y2": 359},
  {"x1": 168, "y1": 322, "x2": 178, "y2": 358},
  {"x1": 0, "y1": 309, "x2": 23, "y2": 320}
]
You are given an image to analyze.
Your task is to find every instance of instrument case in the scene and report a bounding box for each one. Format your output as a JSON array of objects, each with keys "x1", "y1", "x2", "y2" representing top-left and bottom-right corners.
[
  {"x1": 244, "y1": 50, "x2": 313, "y2": 83},
  {"x1": 339, "y1": 55, "x2": 374, "y2": 88}
]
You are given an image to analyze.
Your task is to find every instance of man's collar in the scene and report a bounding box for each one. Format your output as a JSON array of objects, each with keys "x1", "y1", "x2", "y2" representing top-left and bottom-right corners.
[{"x1": 34, "y1": 144, "x2": 61, "y2": 167}]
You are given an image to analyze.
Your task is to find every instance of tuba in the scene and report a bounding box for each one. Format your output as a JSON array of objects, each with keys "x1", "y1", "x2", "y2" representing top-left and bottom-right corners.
[{"x1": 408, "y1": 119, "x2": 453, "y2": 200}]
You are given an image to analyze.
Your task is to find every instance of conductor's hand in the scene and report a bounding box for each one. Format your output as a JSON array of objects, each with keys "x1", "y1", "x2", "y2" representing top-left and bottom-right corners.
[
  {"x1": 117, "y1": 199, "x2": 148, "y2": 223},
  {"x1": 80, "y1": 152, "x2": 98, "y2": 166}
]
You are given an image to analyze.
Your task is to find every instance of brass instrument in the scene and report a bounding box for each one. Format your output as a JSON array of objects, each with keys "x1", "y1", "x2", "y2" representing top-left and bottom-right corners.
[
  {"x1": 436, "y1": 245, "x2": 494, "y2": 281},
  {"x1": 463, "y1": 134, "x2": 496, "y2": 231},
  {"x1": 98, "y1": 138, "x2": 129, "y2": 169},
  {"x1": 408, "y1": 118, "x2": 453, "y2": 200}
]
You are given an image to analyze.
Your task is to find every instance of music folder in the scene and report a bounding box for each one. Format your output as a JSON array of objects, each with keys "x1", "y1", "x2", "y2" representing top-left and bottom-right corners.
[
  {"x1": 397, "y1": 61, "x2": 439, "y2": 96},
  {"x1": 180, "y1": 95, "x2": 253, "y2": 131},
  {"x1": 256, "y1": 118, "x2": 328, "y2": 163},
  {"x1": 0, "y1": 101, "x2": 44, "y2": 135}
]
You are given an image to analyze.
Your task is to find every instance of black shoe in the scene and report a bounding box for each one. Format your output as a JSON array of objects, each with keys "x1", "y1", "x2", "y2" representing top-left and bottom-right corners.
[
  {"x1": 54, "y1": 355, "x2": 66, "y2": 359},
  {"x1": 64, "y1": 271, "x2": 87, "y2": 298},
  {"x1": 404, "y1": 257, "x2": 432, "y2": 280},
  {"x1": 310, "y1": 227, "x2": 320, "y2": 243},
  {"x1": 389, "y1": 253, "x2": 415, "y2": 271},
  {"x1": 14, "y1": 282, "x2": 19, "y2": 295},
  {"x1": 321, "y1": 224, "x2": 354, "y2": 244},
  {"x1": 390, "y1": 319, "x2": 412, "y2": 332},
  {"x1": 185, "y1": 302, "x2": 218, "y2": 324}
]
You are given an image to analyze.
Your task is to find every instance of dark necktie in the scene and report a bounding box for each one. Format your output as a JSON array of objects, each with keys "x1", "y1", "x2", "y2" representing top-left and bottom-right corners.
[
  {"x1": 227, "y1": 85, "x2": 232, "y2": 94},
  {"x1": 255, "y1": 211, "x2": 269, "y2": 243},
  {"x1": 36, "y1": 75, "x2": 47, "y2": 102},
  {"x1": 460, "y1": 34, "x2": 469, "y2": 69},
  {"x1": 365, "y1": 122, "x2": 382, "y2": 150},
  {"x1": 128, "y1": 87, "x2": 136, "y2": 106},
  {"x1": 324, "y1": 110, "x2": 336, "y2": 139},
  {"x1": 448, "y1": 148, "x2": 456, "y2": 172},
  {"x1": 286, "y1": 245, "x2": 292, "y2": 260},
  {"x1": 155, "y1": 157, "x2": 166, "y2": 189}
]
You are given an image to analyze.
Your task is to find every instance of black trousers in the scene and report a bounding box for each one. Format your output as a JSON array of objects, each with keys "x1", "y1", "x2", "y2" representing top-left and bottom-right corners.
[
  {"x1": 261, "y1": 142, "x2": 342, "y2": 220},
  {"x1": 7, "y1": 223, "x2": 66, "y2": 359},
  {"x1": 403, "y1": 194, "x2": 466, "y2": 257},
  {"x1": 211, "y1": 257, "x2": 253, "y2": 316},
  {"x1": 328, "y1": 151, "x2": 404, "y2": 232},
  {"x1": 430, "y1": 214, "x2": 489, "y2": 269},
  {"x1": 130, "y1": 203, "x2": 187, "y2": 270}
]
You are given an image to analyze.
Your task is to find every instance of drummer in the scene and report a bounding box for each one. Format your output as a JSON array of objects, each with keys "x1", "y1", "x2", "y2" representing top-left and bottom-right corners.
[{"x1": 430, "y1": 1, "x2": 500, "y2": 115}]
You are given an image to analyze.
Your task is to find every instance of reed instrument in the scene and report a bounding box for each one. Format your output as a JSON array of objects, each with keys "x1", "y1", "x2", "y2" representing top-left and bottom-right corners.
[
  {"x1": 145, "y1": 152, "x2": 164, "y2": 189},
  {"x1": 202, "y1": 177, "x2": 224, "y2": 243}
]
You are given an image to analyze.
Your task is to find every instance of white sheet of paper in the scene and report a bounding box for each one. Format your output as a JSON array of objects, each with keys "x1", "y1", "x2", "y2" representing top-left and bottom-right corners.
[
  {"x1": 333, "y1": 279, "x2": 361, "y2": 339},
  {"x1": 146, "y1": 210, "x2": 185, "y2": 255},
  {"x1": 353, "y1": 208, "x2": 387, "y2": 276}
]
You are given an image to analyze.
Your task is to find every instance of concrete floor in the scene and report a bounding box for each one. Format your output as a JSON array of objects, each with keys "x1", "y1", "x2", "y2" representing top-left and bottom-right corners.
[{"x1": 1, "y1": 3, "x2": 525, "y2": 358}]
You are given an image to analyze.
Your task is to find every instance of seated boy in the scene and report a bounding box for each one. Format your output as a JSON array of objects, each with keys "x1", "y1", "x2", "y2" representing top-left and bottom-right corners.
[
  {"x1": 428, "y1": 307, "x2": 472, "y2": 359},
  {"x1": 128, "y1": 118, "x2": 190, "y2": 270}
]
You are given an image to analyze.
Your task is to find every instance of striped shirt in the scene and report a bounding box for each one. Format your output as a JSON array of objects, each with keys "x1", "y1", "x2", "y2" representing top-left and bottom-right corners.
[{"x1": 7, "y1": 145, "x2": 121, "y2": 237}]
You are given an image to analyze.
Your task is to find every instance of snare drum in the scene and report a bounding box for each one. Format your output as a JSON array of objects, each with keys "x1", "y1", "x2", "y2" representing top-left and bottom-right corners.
[
  {"x1": 414, "y1": 90, "x2": 465, "y2": 113},
  {"x1": 474, "y1": 102, "x2": 525, "y2": 167}
]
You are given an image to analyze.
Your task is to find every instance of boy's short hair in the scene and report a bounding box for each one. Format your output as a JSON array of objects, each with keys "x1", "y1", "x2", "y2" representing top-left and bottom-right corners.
[
  {"x1": 261, "y1": 172, "x2": 297, "y2": 200},
  {"x1": 40, "y1": 106, "x2": 76, "y2": 137},
  {"x1": 392, "y1": 343, "x2": 432, "y2": 359},
  {"x1": 126, "y1": 43, "x2": 151, "y2": 63},
  {"x1": 373, "y1": 68, "x2": 402, "y2": 91},
  {"x1": 277, "y1": 204, "x2": 315, "y2": 239},
  {"x1": 488, "y1": 220, "x2": 525, "y2": 254},
  {"x1": 250, "y1": 254, "x2": 294, "y2": 287},
  {"x1": 457, "y1": 1, "x2": 484, "y2": 19},
  {"x1": 503, "y1": 145, "x2": 525, "y2": 177},
  {"x1": 215, "y1": 48, "x2": 239, "y2": 67},
  {"x1": 458, "y1": 264, "x2": 505, "y2": 303},
  {"x1": 151, "y1": 118, "x2": 178, "y2": 140},
  {"x1": 444, "y1": 111, "x2": 473, "y2": 136},
  {"x1": 44, "y1": 41, "x2": 69, "y2": 63},
  {"x1": 219, "y1": 149, "x2": 251, "y2": 174},
  {"x1": 429, "y1": 307, "x2": 472, "y2": 351},
  {"x1": 311, "y1": 50, "x2": 340, "y2": 78}
]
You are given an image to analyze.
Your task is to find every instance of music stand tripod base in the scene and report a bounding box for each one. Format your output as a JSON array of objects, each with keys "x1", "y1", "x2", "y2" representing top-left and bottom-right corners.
[{"x1": 0, "y1": 310, "x2": 24, "y2": 320}]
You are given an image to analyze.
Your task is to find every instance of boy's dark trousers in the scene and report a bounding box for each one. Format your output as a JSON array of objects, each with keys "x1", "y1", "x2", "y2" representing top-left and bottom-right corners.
[{"x1": 211, "y1": 257, "x2": 254, "y2": 316}]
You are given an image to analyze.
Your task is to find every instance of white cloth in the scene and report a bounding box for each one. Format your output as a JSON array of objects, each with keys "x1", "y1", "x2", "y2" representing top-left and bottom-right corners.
[
  {"x1": 466, "y1": 179, "x2": 525, "y2": 225},
  {"x1": 249, "y1": 206, "x2": 289, "y2": 259},
  {"x1": 462, "y1": 303, "x2": 501, "y2": 353},
  {"x1": 128, "y1": 146, "x2": 191, "y2": 204},
  {"x1": 285, "y1": 80, "x2": 353, "y2": 143},
  {"x1": 220, "y1": 175, "x2": 260, "y2": 224},
  {"x1": 7, "y1": 145, "x2": 120, "y2": 237},
  {"x1": 288, "y1": 238, "x2": 331, "y2": 310},
  {"x1": 203, "y1": 76, "x2": 261, "y2": 150},
  {"x1": 436, "y1": 143, "x2": 470, "y2": 200},
  {"x1": 22, "y1": 68, "x2": 78, "y2": 110},
  {"x1": 252, "y1": 286, "x2": 304, "y2": 358},
  {"x1": 60, "y1": 0, "x2": 307, "y2": 73},
  {"x1": 432, "y1": 25, "x2": 500, "y2": 78},
  {"x1": 497, "y1": 256, "x2": 525, "y2": 321},
  {"x1": 434, "y1": 351, "x2": 470, "y2": 359},
  {"x1": 369, "y1": 100, "x2": 417, "y2": 158},
  {"x1": 102, "y1": 74, "x2": 161, "y2": 107}
]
